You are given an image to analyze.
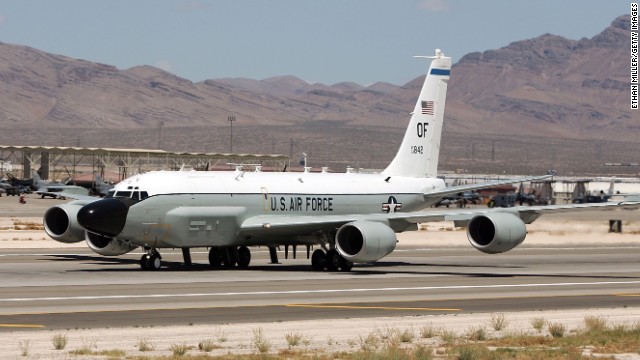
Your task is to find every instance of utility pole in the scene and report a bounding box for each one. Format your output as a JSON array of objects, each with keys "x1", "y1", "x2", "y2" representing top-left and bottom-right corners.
[{"x1": 228, "y1": 115, "x2": 236, "y2": 153}]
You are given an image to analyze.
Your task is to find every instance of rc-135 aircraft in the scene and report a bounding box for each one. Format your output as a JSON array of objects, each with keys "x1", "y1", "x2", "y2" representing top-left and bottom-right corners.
[{"x1": 43, "y1": 49, "x2": 638, "y2": 271}]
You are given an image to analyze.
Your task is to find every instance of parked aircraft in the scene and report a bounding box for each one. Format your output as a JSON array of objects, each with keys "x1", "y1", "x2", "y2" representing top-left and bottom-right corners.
[
  {"x1": 5, "y1": 173, "x2": 34, "y2": 189},
  {"x1": 92, "y1": 175, "x2": 114, "y2": 197},
  {"x1": 33, "y1": 171, "x2": 89, "y2": 199},
  {"x1": 572, "y1": 178, "x2": 617, "y2": 204},
  {"x1": 42, "y1": 49, "x2": 638, "y2": 271}
]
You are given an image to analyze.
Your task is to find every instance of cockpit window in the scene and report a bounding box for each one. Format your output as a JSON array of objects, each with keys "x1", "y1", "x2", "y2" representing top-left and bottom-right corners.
[
  {"x1": 114, "y1": 191, "x2": 132, "y2": 198},
  {"x1": 106, "y1": 190, "x2": 115, "y2": 198},
  {"x1": 112, "y1": 190, "x2": 149, "y2": 200}
]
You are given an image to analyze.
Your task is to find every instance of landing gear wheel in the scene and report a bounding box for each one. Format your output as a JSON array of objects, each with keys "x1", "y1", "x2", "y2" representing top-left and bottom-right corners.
[
  {"x1": 140, "y1": 251, "x2": 162, "y2": 270},
  {"x1": 311, "y1": 249, "x2": 326, "y2": 271},
  {"x1": 236, "y1": 246, "x2": 251, "y2": 268},
  {"x1": 148, "y1": 252, "x2": 162, "y2": 270},
  {"x1": 325, "y1": 250, "x2": 341, "y2": 272},
  {"x1": 209, "y1": 247, "x2": 223, "y2": 268},
  {"x1": 222, "y1": 247, "x2": 237, "y2": 268},
  {"x1": 339, "y1": 256, "x2": 353, "y2": 272},
  {"x1": 140, "y1": 254, "x2": 150, "y2": 270}
]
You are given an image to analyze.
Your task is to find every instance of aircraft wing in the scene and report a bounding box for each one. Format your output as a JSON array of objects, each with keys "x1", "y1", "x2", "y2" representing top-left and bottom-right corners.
[
  {"x1": 424, "y1": 175, "x2": 552, "y2": 199},
  {"x1": 388, "y1": 199, "x2": 640, "y2": 227},
  {"x1": 36, "y1": 190, "x2": 98, "y2": 202},
  {"x1": 241, "y1": 199, "x2": 640, "y2": 237}
]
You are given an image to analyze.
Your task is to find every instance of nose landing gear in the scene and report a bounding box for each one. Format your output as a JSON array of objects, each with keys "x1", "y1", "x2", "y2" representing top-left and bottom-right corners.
[{"x1": 140, "y1": 248, "x2": 162, "y2": 270}]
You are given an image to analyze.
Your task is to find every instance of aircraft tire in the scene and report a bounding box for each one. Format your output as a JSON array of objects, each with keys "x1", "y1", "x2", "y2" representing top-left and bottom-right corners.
[
  {"x1": 222, "y1": 247, "x2": 237, "y2": 268},
  {"x1": 339, "y1": 256, "x2": 353, "y2": 272},
  {"x1": 148, "y1": 253, "x2": 162, "y2": 270},
  {"x1": 140, "y1": 254, "x2": 150, "y2": 270},
  {"x1": 208, "y1": 247, "x2": 223, "y2": 268},
  {"x1": 237, "y1": 246, "x2": 251, "y2": 268},
  {"x1": 325, "y1": 250, "x2": 341, "y2": 272},
  {"x1": 311, "y1": 249, "x2": 326, "y2": 271}
]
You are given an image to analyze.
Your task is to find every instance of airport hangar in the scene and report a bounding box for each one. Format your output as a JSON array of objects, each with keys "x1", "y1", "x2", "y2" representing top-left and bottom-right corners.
[{"x1": 0, "y1": 145, "x2": 289, "y2": 183}]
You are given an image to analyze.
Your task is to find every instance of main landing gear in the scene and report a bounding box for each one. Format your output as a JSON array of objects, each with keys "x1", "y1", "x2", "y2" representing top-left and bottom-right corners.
[
  {"x1": 208, "y1": 246, "x2": 251, "y2": 269},
  {"x1": 311, "y1": 249, "x2": 353, "y2": 272},
  {"x1": 138, "y1": 245, "x2": 352, "y2": 272},
  {"x1": 138, "y1": 246, "x2": 252, "y2": 271}
]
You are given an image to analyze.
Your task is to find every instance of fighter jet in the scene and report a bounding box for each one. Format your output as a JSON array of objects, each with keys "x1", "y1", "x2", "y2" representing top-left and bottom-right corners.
[
  {"x1": 33, "y1": 171, "x2": 89, "y2": 199},
  {"x1": 42, "y1": 49, "x2": 638, "y2": 271}
]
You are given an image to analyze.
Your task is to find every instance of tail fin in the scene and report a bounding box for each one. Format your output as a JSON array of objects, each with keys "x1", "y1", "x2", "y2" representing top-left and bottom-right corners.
[
  {"x1": 32, "y1": 171, "x2": 45, "y2": 189},
  {"x1": 608, "y1": 177, "x2": 616, "y2": 195},
  {"x1": 382, "y1": 49, "x2": 451, "y2": 178}
]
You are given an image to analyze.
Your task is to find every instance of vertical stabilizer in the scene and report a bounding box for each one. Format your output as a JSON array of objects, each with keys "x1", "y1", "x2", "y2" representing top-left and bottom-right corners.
[
  {"x1": 382, "y1": 49, "x2": 451, "y2": 178},
  {"x1": 32, "y1": 171, "x2": 45, "y2": 190}
]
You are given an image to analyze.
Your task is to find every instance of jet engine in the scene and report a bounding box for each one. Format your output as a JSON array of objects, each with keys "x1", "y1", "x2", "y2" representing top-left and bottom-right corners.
[
  {"x1": 467, "y1": 212, "x2": 527, "y2": 254},
  {"x1": 43, "y1": 202, "x2": 86, "y2": 243},
  {"x1": 335, "y1": 220, "x2": 397, "y2": 263},
  {"x1": 85, "y1": 231, "x2": 137, "y2": 256}
]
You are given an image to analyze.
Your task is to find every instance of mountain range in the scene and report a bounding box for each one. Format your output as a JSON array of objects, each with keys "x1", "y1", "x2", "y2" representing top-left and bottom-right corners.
[{"x1": 0, "y1": 15, "x2": 637, "y2": 175}]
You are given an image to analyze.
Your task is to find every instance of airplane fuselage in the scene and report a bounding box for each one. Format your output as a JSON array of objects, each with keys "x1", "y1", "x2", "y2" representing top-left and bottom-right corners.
[{"x1": 108, "y1": 170, "x2": 445, "y2": 248}]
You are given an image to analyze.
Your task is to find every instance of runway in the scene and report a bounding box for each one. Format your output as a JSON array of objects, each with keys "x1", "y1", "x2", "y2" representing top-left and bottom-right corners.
[{"x1": 1, "y1": 244, "x2": 639, "y2": 330}]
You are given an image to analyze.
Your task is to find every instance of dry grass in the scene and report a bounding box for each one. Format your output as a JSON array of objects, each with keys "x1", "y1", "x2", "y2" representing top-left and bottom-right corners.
[
  {"x1": 51, "y1": 334, "x2": 67, "y2": 350},
  {"x1": 116, "y1": 321, "x2": 640, "y2": 360},
  {"x1": 18, "y1": 340, "x2": 29, "y2": 357},
  {"x1": 284, "y1": 332, "x2": 302, "y2": 348},
  {"x1": 466, "y1": 326, "x2": 487, "y2": 341},
  {"x1": 197, "y1": 338, "x2": 220, "y2": 352},
  {"x1": 137, "y1": 338, "x2": 155, "y2": 352},
  {"x1": 530, "y1": 317, "x2": 546, "y2": 333},
  {"x1": 489, "y1": 313, "x2": 509, "y2": 331},
  {"x1": 419, "y1": 324, "x2": 437, "y2": 339},
  {"x1": 11, "y1": 219, "x2": 43, "y2": 231},
  {"x1": 169, "y1": 342, "x2": 190, "y2": 357},
  {"x1": 548, "y1": 322, "x2": 566, "y2": 338},
  {"x1": 583, "y1": 315, "x2": 608, "y2": 332},
  {"x1": 251, "y1": 327, "x2": 271, "y2": 354}
]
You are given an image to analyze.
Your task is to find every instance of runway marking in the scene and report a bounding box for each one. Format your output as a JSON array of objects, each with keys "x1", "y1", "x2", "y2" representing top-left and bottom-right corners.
[
  {"x1": 0, "y1": 324, "x2": 45, "y2": 328},
  {"x1": 1, "y1": 280, "x2": 639, "y2": 303},
  {"x1": 614, "y1": 293, "x2": 640, "y2": 297},
  {"x1": 287, "y1": 304, "x2": 460, "y2": 311}
]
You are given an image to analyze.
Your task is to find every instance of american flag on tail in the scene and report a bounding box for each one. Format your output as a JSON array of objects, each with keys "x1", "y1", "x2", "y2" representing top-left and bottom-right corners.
[{"x1": 421, "y1": 100, "x2": 434, "y2": 115}]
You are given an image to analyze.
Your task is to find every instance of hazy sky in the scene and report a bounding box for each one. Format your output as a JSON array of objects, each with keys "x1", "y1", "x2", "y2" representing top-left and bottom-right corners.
[{"x1": 0, "y1": 1, "x2": 631, "y2": 85}]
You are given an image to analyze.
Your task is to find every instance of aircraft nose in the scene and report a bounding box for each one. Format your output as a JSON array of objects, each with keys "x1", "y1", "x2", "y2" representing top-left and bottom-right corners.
[{"x1": 77, "y1": 198, "x2": 133, "y2": 237}]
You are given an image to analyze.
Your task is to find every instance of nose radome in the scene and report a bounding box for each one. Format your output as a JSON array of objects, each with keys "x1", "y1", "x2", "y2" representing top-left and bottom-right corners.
[{"x1": 77, "y1": 198, "x2": 131, "y2": 237}]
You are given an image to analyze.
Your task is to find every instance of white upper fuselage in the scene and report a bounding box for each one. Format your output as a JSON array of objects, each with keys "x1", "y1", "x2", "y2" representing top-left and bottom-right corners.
[{"x1": 112, "y1": 170, "x2": 447, "y2": 215}]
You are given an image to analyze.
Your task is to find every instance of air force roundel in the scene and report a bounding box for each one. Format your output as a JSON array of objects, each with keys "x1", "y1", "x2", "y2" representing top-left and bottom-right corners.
[{"x1": 382, "y1": 196, "x2": 402, "y2": 213}]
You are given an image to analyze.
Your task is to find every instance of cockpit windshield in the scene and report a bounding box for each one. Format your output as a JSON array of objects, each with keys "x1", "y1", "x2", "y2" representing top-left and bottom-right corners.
[{"x1": 113, "y1": 187, "x2": 149, "y2": 201}]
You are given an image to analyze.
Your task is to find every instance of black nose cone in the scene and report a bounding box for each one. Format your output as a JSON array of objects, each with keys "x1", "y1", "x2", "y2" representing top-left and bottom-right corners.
[{"x1": 77, "y1": 198, "x2": 132, "y2": 237}]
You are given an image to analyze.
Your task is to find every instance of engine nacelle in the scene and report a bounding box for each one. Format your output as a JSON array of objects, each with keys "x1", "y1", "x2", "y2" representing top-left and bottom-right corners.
[
  {"x1": 43, "y1": 202, "x2": 86, "y2": 243},
  {"x1": 335, "y1": 220, "x2": 397, "y2": 263},
  {"x1": 86, "y1": 231, "x2": 137, "y2": 256},
  {"x1": 467, "y1": 212, "x2": 527, "y2": 254}
]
